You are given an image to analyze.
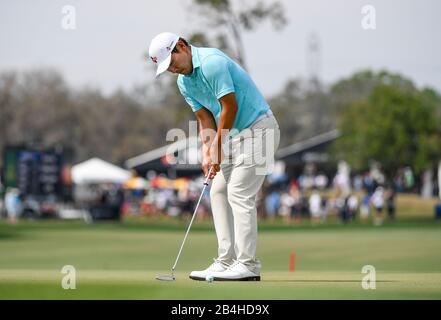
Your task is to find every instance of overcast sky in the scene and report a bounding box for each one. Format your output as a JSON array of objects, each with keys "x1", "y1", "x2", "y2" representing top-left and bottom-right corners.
[{"x1": 1, "y1": 0, "x2": 440, "y2": 97}]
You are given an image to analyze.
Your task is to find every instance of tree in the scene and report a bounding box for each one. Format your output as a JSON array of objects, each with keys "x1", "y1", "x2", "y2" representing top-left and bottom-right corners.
[
  {"x1": 329, "y1": 69, "x2": 416, "y2": 118},
  {"x1": 0, "y1": 69, "x2": 187, "y2": 166},
  {"x1": 187, "y1": 0, "x2": 287, "y2": 69},
  {"x1": 268, "y1": 78, "x2": 335, "y2": 148},
  {"x1": 334, "y1": 81, "x2": 441, "y2": 176},
  {"x1": 0, "y1": 69, "x2": 75, "y2": 155}
]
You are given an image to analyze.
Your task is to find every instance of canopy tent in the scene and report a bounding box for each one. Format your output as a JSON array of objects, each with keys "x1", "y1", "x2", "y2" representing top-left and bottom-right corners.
[{"x1": 71, "y1": 158, "x2": 132, "y2": 184}]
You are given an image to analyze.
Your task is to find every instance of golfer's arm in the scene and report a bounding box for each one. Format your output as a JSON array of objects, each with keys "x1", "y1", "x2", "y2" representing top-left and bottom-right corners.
[
  {"x1": 194, "y1": 107, "x2": 217, "y2": 158},
  {"x1": 215, "y1": 92, "x2": 238, "y2": 149},
  {"x1": 194, "y1": 93, "x2": 238, "y2": 158}
]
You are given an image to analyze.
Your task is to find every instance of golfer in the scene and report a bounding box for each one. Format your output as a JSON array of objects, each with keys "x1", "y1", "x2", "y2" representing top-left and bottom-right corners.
[{"x1": 149, "y1": 32, "x2": 280, "y2": 281}]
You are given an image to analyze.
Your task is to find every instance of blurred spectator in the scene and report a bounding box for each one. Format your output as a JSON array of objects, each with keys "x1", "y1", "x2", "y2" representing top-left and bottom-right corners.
[
  {"x1": 168, "y1": 190, "x2": 181, "y2": 218},
  {"x1": 5, "y1": 188, "x2": 22, "y2": 224},
  {"x1": 404, "y1": 167, "x2": 415, "y2": 190},
  {"x1": 385, "y1": 185, "x2": 396, "y2": 220},
  {"x1": 309, "y1": 189, "x2": 323, "y2": 223},
  {"x1": 360, "y1": 192, "x2": 371, "y2": 222},
  {"x1": 107, "y1": 185, "x2": 124, "y2": 218},
  {"x1": 265, "y1": 190, "x2": 280, "y2": 221},
  {"x1": 139, "y1": 188, "x2": 157, "y2": 216},
  {"x1": 155, "y1": 189, "x2": 168, "y2": 214},
  {"x1": 298, "y1": 174, "x2": 315, "y2": 191},
  {"x1": 22, "y1": 195, "x2": 40, "y2": 219},
  {"x1": 353, "y1": 175, "x2": 363, "y2": 192},
  {"x1": 0, "y1": 197, "x2": 3, "y2": 218},
  {"x1": 279, "y1": 191, "x2": 294, "y2": 224},
  {"x1": 394, "y1": 169, "x2": 405, "y2": 193},
  {"x1": 333, "y1": 161, "x2": 351, "y2": 197},
  {"x1": 363, "y1": 172, "x2": 375, "y2": 195},
  {"x1": 321, "y1": 196, "x2": 331, "y2": 219},
  {"x1": 314, "y1": 173, "x2": 328, "y2": 190},
  {"x1": 421, "y1": 169, "x2": 433, "y2": 198},
  {"x1": 300, "y1": 194, "x2": 310, "y2": 219},
  {"x1": 289, "y1": 178, "x2": 299, "y2": 190},
  {"x1": 290, "y1": 184, "x2": 302, "y2": 223},
  {"x1": 371, "y1": 165, "x2": 385, "y2": 186},
  {"x1": 347, "y1": 194, "x2": 359, "y2": 220},
  {"x1": 338, "y1": 196, "x2": 349, "y2": 223},
  {"x1": 371, "y1": 186, "x2": 385, "y2": 226}
]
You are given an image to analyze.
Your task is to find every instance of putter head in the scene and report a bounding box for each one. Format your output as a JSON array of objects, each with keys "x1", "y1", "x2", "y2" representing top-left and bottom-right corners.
[{"x1": 155, "y1": 275, "x2": 176, "y2": 281}]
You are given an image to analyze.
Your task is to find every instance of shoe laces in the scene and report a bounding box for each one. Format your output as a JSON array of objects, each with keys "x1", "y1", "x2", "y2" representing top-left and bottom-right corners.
[
  {"x1": 209, "y1": 258, "x2": 224, "y2": 269},
  {"x1": 226, "y1": 260, "x2": 241, "y2": 270}
]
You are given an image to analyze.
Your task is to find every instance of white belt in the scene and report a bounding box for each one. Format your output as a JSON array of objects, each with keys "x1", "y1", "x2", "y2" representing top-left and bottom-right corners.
[{"x1": 253, "y1": 109, "x2": 273, "y2": 124}]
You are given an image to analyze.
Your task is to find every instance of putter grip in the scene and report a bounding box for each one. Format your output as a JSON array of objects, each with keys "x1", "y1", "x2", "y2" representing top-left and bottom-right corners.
[{"x1": 204, "y1": 166, "x2": 214, "y2": 185}]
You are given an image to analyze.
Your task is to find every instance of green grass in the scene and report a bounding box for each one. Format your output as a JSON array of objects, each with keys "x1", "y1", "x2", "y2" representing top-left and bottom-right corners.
[
  {"x1": 0, "y1": 216, "x2": 441, "y2": 299},
  {"x1": 2, "y1": 271, "x2": 441, "y2": 300}
]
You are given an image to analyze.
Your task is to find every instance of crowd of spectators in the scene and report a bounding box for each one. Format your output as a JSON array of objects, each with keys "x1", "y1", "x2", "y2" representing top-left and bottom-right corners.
[
  {"x1": 123, "y1": 166, "x2": 405, "y2": 226},
  {"x1": 255, "y1": 165, "x2": 403, "y2": 225},
  {"x1": 3, "y1": 164, "x2": 439, "y2": 225}
]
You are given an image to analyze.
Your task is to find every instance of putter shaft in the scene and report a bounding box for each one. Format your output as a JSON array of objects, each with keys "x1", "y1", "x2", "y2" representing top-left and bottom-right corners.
[{"x1": 171, "y1": 167, "x2": 213, "y2": 273}]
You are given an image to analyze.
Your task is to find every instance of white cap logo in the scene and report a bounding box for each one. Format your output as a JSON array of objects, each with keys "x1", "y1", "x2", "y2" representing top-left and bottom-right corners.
[{"x1": 148, "y1": 32, "x2": 180, "y2": 77}]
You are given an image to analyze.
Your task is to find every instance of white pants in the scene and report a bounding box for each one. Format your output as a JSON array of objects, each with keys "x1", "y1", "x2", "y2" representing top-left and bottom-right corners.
[{"x1": 210, "y1": 113, "x2": 280, "y2": 273}]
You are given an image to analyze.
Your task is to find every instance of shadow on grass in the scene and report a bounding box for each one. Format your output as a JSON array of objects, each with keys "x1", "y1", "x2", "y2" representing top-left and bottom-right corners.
[
  {"x1": 0, "y1": 228, "x2": 25, "y2": 240},
  {"x1": 0, "y1": 234, "x2": 21, "y2": 240}
]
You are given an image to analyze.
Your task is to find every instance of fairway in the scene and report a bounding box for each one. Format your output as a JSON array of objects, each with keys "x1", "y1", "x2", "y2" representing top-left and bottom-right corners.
[{"x1": 1, "y1": 220, "x2": 441, "y2": 299}]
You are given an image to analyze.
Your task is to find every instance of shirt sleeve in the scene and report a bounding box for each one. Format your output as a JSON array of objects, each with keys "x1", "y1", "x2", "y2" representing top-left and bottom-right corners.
[
  {"x1": 200, "y1": 55, "x2": 235, "y2": 100},
  {"x1": 177, "y1": 80, "x2": 203, "y2": 112}
]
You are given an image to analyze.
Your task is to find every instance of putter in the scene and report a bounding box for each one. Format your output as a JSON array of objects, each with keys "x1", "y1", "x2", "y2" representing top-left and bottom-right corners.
[{"x1": 156, "y1": 166, "x2": 214, "y2": 281}]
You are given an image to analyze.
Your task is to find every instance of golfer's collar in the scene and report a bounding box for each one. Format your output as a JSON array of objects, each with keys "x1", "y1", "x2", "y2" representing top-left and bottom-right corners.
[{"x1": 190, "y1": 45, "x2": 200, "y2": 71}]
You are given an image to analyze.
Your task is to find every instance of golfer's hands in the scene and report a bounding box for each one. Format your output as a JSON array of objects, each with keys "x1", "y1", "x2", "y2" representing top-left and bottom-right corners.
[
  {"x1": 202, "y1": 157, "x2": 220, "y2": 180},
  {"x1": 202, "y1": 146, "x2": 223, "y2": 180}
]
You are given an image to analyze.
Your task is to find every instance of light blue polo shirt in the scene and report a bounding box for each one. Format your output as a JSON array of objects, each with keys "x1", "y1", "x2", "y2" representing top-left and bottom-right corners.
[{"x1": 177, "y1": 46, "x2": 270, "y2": 134}]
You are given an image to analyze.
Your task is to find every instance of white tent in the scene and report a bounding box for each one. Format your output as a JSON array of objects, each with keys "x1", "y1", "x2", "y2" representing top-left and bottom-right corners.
[{"x1": 71, "y1": 157, "x2": 131, "y2": 184}]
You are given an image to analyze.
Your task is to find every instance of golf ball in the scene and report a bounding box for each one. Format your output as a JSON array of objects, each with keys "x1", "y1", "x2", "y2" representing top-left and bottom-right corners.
[{"x1": 205, "y1": 274, "x2": 214, "y2": 283}]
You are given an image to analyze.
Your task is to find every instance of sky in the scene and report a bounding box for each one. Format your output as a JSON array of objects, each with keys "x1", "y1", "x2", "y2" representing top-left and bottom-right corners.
[{"x1": 1, "y1": 0, "x2": 440, "y2": 97}]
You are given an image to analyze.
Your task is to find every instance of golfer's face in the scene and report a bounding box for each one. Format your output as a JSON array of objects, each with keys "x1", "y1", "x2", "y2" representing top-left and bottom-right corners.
[{"x1": 167, "y1": 44, "x2": 192, "y2": 75}]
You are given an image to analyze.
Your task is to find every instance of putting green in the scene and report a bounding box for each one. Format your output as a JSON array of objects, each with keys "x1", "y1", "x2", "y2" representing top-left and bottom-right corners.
[
  {"x1": 0, "y1": 220, "x2": 440, "y2": 299},
  {"x1": 1, "y1": 270, "x2": 440, "y2": 299}
]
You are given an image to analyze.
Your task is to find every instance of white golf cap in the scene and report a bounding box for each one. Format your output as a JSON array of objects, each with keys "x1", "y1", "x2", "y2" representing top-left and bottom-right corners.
[{"x1": 148, "y1": 32, "x2": 180, "y2": 77}]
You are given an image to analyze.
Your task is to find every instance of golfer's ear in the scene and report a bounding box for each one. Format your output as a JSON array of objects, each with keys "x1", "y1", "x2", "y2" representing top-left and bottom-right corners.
[{"x1": 176, "y1": 41, "x2": 185, "y2": 52}]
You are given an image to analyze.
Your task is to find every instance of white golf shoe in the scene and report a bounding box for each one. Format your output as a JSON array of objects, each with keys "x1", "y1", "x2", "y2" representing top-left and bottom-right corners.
[
  {"x1": 189, "y1": 259, "x2": 230, "y2": 281},
  {"x1": 211, "y1": 261, "x2": 261, "y2": 281}
]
